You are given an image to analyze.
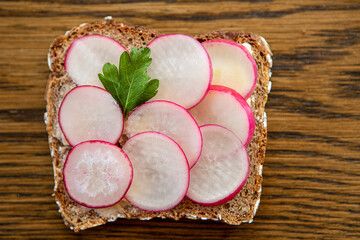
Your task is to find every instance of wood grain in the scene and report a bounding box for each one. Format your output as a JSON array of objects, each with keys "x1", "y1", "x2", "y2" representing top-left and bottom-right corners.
[{"x1": 0, "y1": 0, "x2": 359, "y2": 239}]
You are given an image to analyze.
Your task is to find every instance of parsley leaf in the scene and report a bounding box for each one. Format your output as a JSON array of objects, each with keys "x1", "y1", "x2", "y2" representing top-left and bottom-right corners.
[{"x1": 98, "y1": 47, "x2": 159, "y2": 116}]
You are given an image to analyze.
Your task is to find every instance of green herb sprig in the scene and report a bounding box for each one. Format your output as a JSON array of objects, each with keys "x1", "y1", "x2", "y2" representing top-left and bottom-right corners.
[{"x1": 98, "y1": 47, "x2": 159, "y2": 116}]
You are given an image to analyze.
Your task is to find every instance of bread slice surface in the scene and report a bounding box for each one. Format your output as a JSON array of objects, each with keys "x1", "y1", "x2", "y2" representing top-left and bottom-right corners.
[{"x1": 45, "y1": 17, "x2": 272, "y2": 231}]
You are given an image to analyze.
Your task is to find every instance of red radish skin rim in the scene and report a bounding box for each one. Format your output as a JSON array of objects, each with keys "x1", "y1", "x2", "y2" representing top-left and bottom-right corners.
[
  {"x1": 126, "y1": 100, "x2": 203, "y2": 168},
  {"x1": 58, "y1": 85, "x2": 124, "y2": 146},
  {"x1": 63, "y1": 140, "x2": 133, "y2": 209},
  {"x1": 64, "y1": 35, "x2": 128, "y2": 71},
  {"x1": 202, "y1": 39, "x2": 258, "y2": 100},
  {"x1": 186, "y1": 124, "x2": 249, "y2": 206},
  {"x1": 209, "y1": 85, "x2": 255, "y2": 146},
  {"x1": 123, "y1": 131, "x2": 190, "y2": 212},
  {"x1": 147, "y1": 34, "x2": 213, "y2": 110}
]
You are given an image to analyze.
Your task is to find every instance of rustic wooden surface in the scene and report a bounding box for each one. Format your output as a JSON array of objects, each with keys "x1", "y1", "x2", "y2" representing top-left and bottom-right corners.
[{"x1": 0, "y1": 0, "x2": 359, "y2": 239}]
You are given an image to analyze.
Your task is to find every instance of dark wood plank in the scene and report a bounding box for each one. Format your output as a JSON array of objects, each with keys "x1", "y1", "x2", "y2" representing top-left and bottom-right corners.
[{"x1": 0, "y1": 0, "x2": 359, "y2": 239}]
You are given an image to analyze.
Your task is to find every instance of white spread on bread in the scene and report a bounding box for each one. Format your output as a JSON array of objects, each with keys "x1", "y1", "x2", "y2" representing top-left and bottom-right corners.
[{"x1": 241, "y1": 42, "x2": 253, "y2": 55}]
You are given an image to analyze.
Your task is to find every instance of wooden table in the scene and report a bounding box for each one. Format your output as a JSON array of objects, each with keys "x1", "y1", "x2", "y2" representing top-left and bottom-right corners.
[{"x1": 1, "y1": 0, "x2": 359, "y2": 239}]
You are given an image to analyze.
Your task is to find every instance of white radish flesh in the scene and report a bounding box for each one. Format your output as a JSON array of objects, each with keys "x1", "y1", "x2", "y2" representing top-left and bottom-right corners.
[
  {"x1": 65, "y1": 35, "x2": 127, "y2": 88},
  {"x1": 124, "y1": 100, "x2": 202, "y2": 168},
  {"x1": 202, "y1": 39, "x2": 257, "y2": 99},
  {"x1": 59, "y1": 86, "x2": 123, "y2": 146},
  {"x1": 189, "y1": 85, "x2": 255, "y2": 146},
  {"x1": 122, "y1": 132, "x2": 189, "y2": 212},
  {"x1": 63, "y1": 141, "x2": 133, "y2": 208},
  {"x1": 147, "y1": 34, "x2": 212, "y2": 109},
  {"x1": 186, "y1": 124, "x2": 249, "y2": 206}
]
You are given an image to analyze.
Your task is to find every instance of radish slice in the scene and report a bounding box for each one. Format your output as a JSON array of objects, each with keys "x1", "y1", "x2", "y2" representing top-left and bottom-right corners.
[
  {"x1": 147, "y1": 34, "x2": 212, "y2": 109},
  {"x1": 189, "y1": 85, "x2": 255, "y2": 146},
  {"x1": 186, "y1": 124, "x2": 249, "y2": 206},
  {"x1": 202, "y1": 39, "x2": 257, "y2": 99},
  {"x1": 122, "y1": 132, "x2": 189, "y2": 212},
  {"x1": 63, "y1": 141, "x2": 133, "y2": 208},
  {"x1": 124, "y1": 100, "x2": 202, "y2": 168},
  {"x1": 65, "y1": 35, "x2": 127, "y2": 88},
  {"x1": 59, "y1": 86, "x2": 123, "y2": 146}
]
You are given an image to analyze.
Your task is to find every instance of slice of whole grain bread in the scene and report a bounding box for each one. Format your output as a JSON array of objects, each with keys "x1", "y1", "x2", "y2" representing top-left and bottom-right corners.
[{"x1": 45, "y1": 17, "x2": 272, "y2": 232}]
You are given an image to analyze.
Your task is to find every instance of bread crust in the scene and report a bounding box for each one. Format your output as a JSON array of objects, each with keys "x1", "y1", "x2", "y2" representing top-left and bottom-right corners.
[{"x1": 45, "y1": 18, "x2": 272, "y2": 231}]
